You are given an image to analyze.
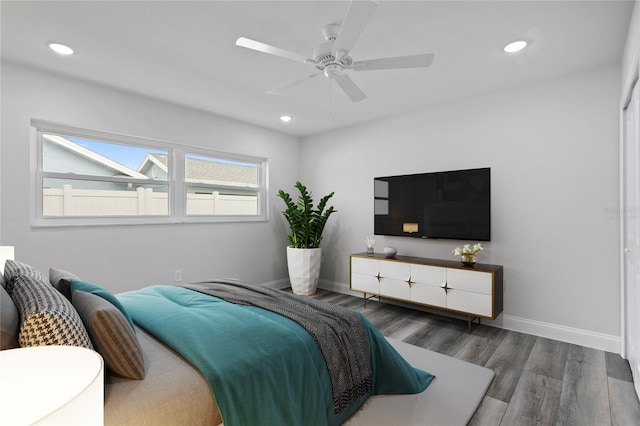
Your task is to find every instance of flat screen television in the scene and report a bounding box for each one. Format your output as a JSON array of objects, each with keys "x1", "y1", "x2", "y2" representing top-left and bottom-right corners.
[{"x1": 374, "y1": 167, "x2": 491, "y2": 241}]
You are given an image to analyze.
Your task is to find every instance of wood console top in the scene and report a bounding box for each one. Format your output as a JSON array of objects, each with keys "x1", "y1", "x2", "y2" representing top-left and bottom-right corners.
[{"x1": 351, "y1": 252, "x2": 503, "y2": 273}]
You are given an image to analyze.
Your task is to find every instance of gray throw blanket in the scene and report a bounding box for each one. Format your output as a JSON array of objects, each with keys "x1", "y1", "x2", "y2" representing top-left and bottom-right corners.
[{"x1": 181, "y1": 279, "x2": 373, "y2": 414}]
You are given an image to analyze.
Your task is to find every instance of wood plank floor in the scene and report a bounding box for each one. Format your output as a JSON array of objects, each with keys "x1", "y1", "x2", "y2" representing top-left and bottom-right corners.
[{"x1": 306, "y1": 289, "x2": 640, "y2": 426}]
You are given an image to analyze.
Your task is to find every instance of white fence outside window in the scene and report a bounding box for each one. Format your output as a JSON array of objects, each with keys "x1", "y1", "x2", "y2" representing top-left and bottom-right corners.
[{"x1": 43, "y1": 186, "x2": 257, "y2": 216}]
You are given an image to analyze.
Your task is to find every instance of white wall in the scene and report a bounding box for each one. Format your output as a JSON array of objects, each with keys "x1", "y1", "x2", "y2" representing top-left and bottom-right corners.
[
  {"x1": 302, "y1": 64, "x2": 621, "y2": 351},
  {"x1": 0, "y1": 60, "x2": 624, "y2": 351},
  {"x1": 622, "y1": 0, "x2": 639, "y2": 93},
  {"x1": 0, "y1": 61, "x2": 299, "y2": 293}
]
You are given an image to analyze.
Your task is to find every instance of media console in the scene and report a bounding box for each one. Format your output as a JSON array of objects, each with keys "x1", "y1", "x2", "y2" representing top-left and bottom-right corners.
[{"x1": 350, "y1": 253, "x2": 503, "y2": 331}]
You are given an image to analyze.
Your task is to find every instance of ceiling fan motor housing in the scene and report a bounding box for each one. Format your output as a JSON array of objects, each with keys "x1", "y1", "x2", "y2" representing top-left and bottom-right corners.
[
  {"x1": 312, "y1": 41, "x2": 353, "y2": 72},
  {"x1": 311, "y1": 23, "x2": 353, "y2": 73}
]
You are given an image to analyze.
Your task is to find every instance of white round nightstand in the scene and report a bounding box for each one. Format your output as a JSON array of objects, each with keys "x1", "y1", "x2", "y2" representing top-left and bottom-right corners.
[{"x1": 0, "y1": 345, "x2": 104, "y2": 425}]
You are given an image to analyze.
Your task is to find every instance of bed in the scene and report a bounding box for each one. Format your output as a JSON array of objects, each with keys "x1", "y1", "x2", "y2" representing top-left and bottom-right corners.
[{"x1": 0, "y1": 258, "x2": 434, "y2": 425}]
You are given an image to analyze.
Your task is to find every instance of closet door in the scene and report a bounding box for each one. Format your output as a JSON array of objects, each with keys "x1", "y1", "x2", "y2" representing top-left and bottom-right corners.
[{"x1": 623, "y1": 79, "x2": 640, "y2": 398}]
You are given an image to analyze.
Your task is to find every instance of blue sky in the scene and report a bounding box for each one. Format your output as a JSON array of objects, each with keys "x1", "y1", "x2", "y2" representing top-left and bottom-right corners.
[
  {"x1": 69, "y1": 137, "x2": 165, "y2": 170},
  {"x1": 69, "y1": 137, "x2": 257, "y2": 170}
]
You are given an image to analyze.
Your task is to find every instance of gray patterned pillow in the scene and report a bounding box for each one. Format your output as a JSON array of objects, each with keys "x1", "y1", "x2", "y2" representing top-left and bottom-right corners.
[
  {"x1": 10, "y1": 275, "x2": 93, "y2": 349},
  {"x1": 72, "y1": 290, "x2": 145, "y2": 379},
  {"x1": 1, "y1": 284, "x2": 19, "y2": 349},
  {"x1": 4, "y1": 259, "x2": 49, "y2": 295}
]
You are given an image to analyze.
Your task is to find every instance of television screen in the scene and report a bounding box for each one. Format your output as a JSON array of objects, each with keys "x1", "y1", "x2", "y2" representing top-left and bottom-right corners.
[{"x1": 374, "y1": 167, "x2": 491, "y2": 241}]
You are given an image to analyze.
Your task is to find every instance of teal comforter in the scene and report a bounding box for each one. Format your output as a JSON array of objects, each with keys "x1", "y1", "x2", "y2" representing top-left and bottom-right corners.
[{"x1": 118, "y1": 285, "x2": 434, "y2": 426}]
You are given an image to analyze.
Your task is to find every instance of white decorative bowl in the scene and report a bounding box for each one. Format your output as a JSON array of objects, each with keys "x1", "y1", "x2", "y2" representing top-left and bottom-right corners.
[{"x1": 383, "y1": 246, "x2": 397, "y2": 258}]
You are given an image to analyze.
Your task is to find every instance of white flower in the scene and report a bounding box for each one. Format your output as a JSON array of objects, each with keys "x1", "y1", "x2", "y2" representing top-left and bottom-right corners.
[
  {"x1": 366, "y1": 236, "x2": 375, "y2": 248},
  {"x1": 453, "y1": 243, "x2": 485, "y2": 258}
]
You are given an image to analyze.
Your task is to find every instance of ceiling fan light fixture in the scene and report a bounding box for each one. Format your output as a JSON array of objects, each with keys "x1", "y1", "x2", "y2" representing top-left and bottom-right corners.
[
  {"x1": 280, "y1": 115, "x2": 292, "y2": 123},
  {"x1": 47, "y1": 42, "x2": 75, "y2": 55},
  {"x1": 323, "y1": 64, "x2": 343, "y2": 79},
  {"x1": 504, "y1": 40, "x2": 527, "y2": 53}
]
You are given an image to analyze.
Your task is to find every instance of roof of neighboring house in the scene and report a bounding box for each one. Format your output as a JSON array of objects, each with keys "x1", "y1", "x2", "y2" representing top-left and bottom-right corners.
[
  {"x1": 140, "y1": 154, "x2": 257, "y2": 186},
  {"x1": 43, "y1": 135, "x2": 148, "y2": 179},
  {"x1": 137, "y1": 153, "x2": 168, "y2": 179}
]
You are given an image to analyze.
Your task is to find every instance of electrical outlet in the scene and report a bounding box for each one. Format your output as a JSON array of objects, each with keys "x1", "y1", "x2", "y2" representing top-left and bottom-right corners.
[{"x1": 174, "y1": 269, "x2": 182, "y2": 282}]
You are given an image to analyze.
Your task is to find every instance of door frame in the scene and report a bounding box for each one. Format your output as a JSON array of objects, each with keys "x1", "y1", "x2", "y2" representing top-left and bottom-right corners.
[{"x1": 620, "y1": 48, "x2": 640, "y2": 399}]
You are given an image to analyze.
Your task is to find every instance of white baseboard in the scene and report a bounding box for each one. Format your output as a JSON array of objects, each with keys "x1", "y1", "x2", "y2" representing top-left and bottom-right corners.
[
  {"x1": 488, "y1": 315, "x2": 621, "y2": 354},
  {"x1": 318, "y1": 279, "x2": 363, "y2": 297},
  {"x1": 261, "y1": 278, "x2": 290, "y2": 290},
  {"x1": 318, "y1": 280, "x2": 621, "y2": 354}
]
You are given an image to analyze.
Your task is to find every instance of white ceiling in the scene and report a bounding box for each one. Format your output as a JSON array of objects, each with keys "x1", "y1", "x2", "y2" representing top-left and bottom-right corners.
[{"x1": 1, "y1": 0, "x2": 634, "y2": 137}]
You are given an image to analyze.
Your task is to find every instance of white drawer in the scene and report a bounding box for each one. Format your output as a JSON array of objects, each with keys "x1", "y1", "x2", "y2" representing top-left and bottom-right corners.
[
  {"x1": 379, "y1": 260, "x2": 410, "y2": 281},
  {"x1": 446, "y1": 268, "x2": 492, "y2": 294},
  {"x1": 447, "y1": 289, "x2": 492, "y2": 317},
  {"x1": 351, "y1": 257, "x2": 379, "y2": 276},
  {"x1": 380, "y1": 278, "x2": 411, "y2": 299},
  {"x1": 411, "y1": 282, "x2": 446, "y2": 308},
  {"x1": 351, "y1": 273, "x2": 379, "y2": 294},
  {"x1": 411, "y1": 264, "x2": 446, "y2": 286}
]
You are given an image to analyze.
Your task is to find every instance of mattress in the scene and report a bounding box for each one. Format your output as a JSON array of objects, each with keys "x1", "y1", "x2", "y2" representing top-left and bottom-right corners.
[{"x1": 104, "y1": 326, "x2": 221, "y2": 426}]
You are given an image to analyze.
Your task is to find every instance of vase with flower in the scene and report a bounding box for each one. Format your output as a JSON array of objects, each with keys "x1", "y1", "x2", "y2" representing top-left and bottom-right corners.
[
  {"x1": 365, "y1": 236, "x2": 375, "y2": 256},
  {"x1": 453, "y1": 243, "x2": 483, "y2": 266}
]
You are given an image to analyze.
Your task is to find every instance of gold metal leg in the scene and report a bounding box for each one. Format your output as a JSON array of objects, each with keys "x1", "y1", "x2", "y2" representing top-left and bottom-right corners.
[{"x1": 467, "y1": 315, "x2": 480, "y2": 332}]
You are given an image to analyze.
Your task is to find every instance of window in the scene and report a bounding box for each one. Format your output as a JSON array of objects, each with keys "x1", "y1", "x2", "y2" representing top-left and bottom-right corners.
[
  {"x1": 184, "y1": 152, "x2": 259, "y2": 216},
  {"x1": 32, "y1": 120, "x2": 268, "y2": 226}
]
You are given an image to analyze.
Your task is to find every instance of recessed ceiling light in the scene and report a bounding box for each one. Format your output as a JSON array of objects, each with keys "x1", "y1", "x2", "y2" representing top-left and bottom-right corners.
[
  {"x1": 47, "y1": 42, "x2": 75, "y2": 55},
  {"x1": 280, "y1": 115, "x2": 292, "y2": 123},
  {"x1": 504, "y1": 40, "x2": 527, "y2": 53}
]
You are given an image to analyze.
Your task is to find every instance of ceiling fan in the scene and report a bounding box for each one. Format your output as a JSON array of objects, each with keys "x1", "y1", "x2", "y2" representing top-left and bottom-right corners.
[{"x1": 235, "y1": 0, "x2": 435, "y2": 103}]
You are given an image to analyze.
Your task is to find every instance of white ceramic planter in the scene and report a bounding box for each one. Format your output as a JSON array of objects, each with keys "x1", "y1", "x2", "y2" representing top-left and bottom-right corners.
[{"x1": 286, "y1": 246, "x2": 321, "y2": 295}]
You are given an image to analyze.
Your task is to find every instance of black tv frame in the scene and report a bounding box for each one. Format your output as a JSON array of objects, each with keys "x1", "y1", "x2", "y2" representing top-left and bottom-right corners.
[{"x1": 374, "y1": 167, "x2": 491, "y2": 241}]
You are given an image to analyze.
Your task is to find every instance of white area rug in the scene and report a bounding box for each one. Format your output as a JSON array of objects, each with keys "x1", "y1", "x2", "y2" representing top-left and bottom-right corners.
[{"x1": 346, "y1": 338, "x2": 495, "y2": 426}]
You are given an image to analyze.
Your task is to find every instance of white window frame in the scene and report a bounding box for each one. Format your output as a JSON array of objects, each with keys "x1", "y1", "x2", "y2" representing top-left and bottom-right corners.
[{"x1": 31, "y1": 120, "x2": 269, "y2": 227}]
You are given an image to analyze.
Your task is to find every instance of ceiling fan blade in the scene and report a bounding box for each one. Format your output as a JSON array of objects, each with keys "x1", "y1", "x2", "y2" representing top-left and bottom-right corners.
[
  {"x1": 236, "y1": 37, "x2": 309, "y2": 63},
  {"x1": 267, "y1": 73, "x2": 322, "y2": 95},
  {"x1": 335, "y1": 74, "x2": 367, "y2": 102},
  {"x1": 352, "y1": 53, "x2": 435, "y2": 71},
  {"x1": 332, "y1": 0, "x2": 379, "y2": 60}
]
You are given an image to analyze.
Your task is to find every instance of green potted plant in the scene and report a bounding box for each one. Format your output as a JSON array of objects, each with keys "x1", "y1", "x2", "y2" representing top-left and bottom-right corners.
[{"x1": 277, "y1": 181, "x2": 337, "y2": 295}]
